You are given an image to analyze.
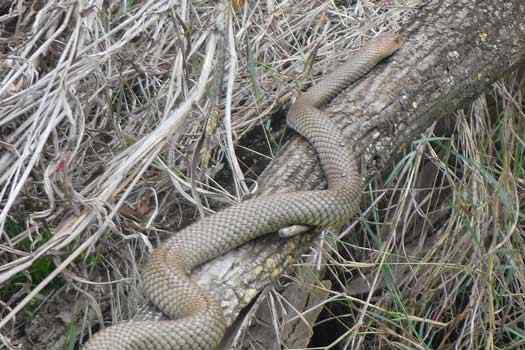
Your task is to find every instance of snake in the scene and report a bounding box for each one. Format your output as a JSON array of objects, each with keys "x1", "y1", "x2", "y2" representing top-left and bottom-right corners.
[{"x1": 83, "y1": 32, "x2": 402, "y2": 350}]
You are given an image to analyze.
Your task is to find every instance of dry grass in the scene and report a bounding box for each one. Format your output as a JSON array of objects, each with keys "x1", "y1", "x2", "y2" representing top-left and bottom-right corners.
[
  {"x1": 1, "y1": 0, "x2": 523, "y2": 349},
  {"x1": 300, "y1": 75, "x2": 525, "y2": 349}
]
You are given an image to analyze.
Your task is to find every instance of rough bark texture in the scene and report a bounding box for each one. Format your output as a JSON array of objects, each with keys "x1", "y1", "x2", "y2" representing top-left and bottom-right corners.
[{"x1": 92, "y1": 0, "x2": 525, "y2": 348}]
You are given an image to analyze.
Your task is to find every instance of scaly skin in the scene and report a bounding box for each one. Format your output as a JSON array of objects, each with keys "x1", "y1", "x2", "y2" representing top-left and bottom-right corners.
[{"x1": 83, "y1": 32, "x2": 402, "y2": 350}]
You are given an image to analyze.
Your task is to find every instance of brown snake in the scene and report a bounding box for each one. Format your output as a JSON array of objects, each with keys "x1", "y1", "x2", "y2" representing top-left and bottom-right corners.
[{"x1": 84, "y1": 32, "x2": 402, "y2": 350}]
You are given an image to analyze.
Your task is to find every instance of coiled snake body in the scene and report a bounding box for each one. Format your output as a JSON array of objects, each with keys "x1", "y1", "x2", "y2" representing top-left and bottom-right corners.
[{"x1": 84, "y1": 33, "x2": 402, "y2": 350}]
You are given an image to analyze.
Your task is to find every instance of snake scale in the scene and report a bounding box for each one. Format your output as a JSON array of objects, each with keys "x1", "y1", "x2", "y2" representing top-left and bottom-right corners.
[{"x1": 84, "y1": 32, "x2": 402, "y2": 350}]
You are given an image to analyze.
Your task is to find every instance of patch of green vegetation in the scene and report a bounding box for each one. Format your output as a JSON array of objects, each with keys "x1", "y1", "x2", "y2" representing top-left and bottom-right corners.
[
  {"x1": 85, "y1": 253, "x2": 104, "y2": 268},
  {"x1": 65, "y1": 321, "x2": 79, "y2": 350},
  {"x1": 1, "y1": 218, "x2": 63, "y2": 315},
  {"x1": 4, "y1": 216, "x2": 24, "y2": 238},
  {"x1": 0, "y1": 255, "x2": 64, "y2": 298}
]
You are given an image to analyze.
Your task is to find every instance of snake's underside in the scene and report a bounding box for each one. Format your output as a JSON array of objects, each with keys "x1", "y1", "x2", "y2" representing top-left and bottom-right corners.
[{"x1": 84, "y1": 32, "x2": 402, "y2": 350}]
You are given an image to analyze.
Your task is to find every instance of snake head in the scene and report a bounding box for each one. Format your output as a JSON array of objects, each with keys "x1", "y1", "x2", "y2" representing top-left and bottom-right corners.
[{"x1": 369, "y1": 32, "x2": 404, "y2": 58}]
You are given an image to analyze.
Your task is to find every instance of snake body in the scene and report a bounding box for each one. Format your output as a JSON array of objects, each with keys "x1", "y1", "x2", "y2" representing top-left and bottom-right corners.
[{"x1": 84, "y1": 32, "x2": 402, "y2": 350}]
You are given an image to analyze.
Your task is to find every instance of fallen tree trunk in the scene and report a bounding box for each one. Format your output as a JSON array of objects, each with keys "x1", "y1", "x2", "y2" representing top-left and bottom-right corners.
[{"x1": 183, "y1": 0, "x2": 525, "y2": 348}]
